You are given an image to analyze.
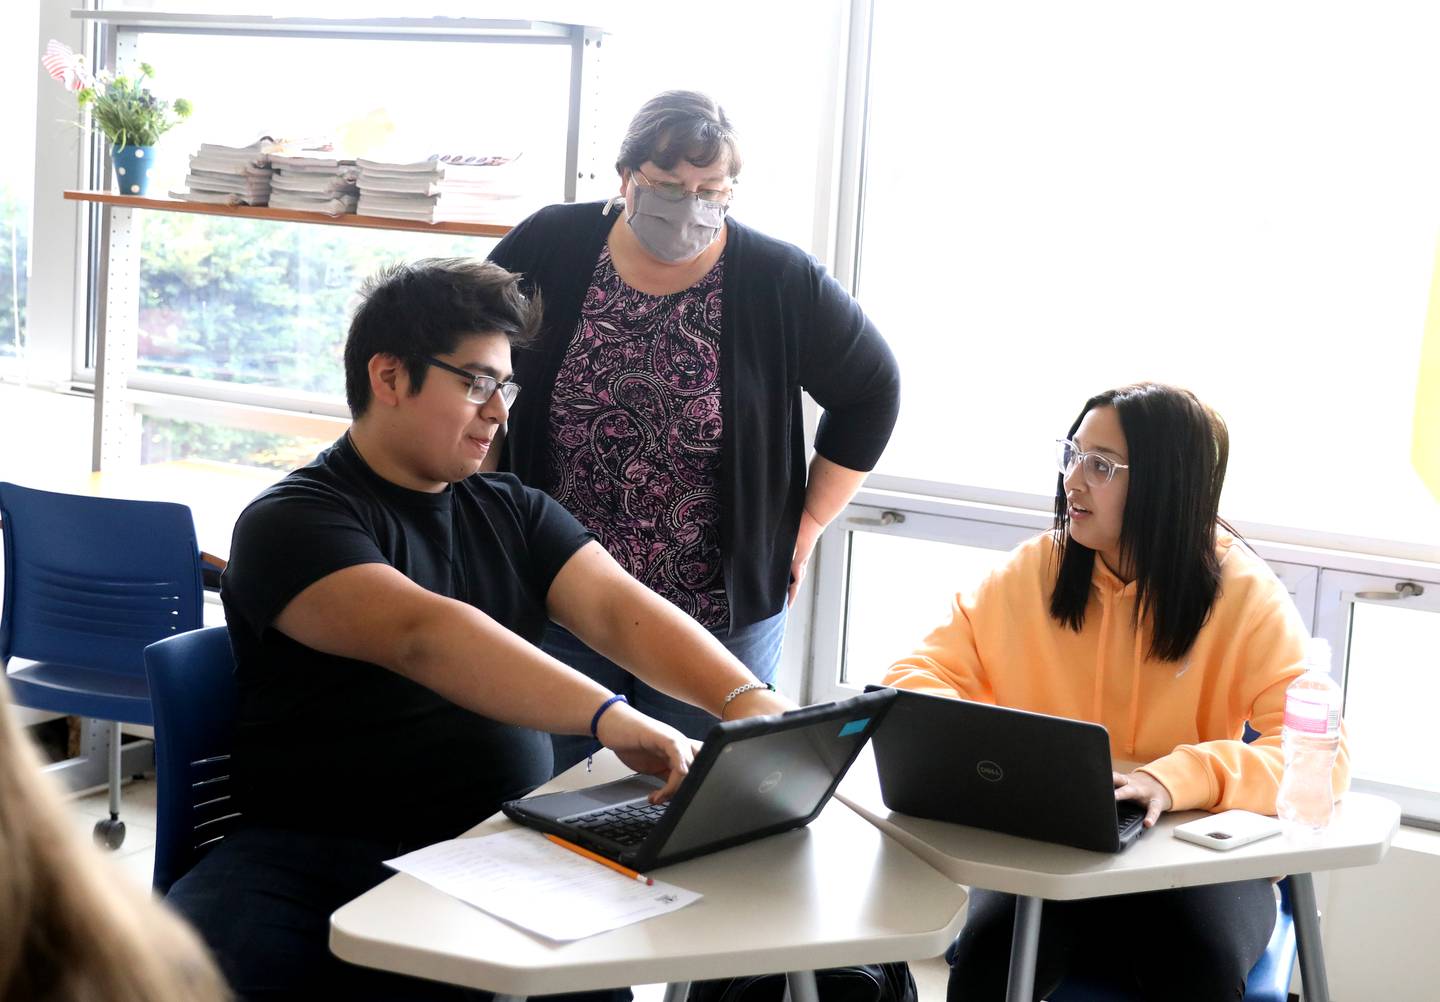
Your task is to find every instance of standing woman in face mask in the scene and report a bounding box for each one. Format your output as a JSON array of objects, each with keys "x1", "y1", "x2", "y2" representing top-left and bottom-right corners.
[{"x1": 489, "y1": 90, "x2": 900, "y2": 772}]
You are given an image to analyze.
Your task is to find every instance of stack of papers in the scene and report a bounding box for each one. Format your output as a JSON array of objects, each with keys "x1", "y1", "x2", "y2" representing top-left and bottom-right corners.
[
  {"x1": 356, "y1": 154, "x2": 526, "y2": 224},
  {"x1": 171, "y1": 139, "x2": 279, "y2": 206},
  {"x1": 269, "y1": 153, "x2": 360, "y2": 216},
  {"x1": 385, "y1": 830, "x2": 701, "y2": 942}
]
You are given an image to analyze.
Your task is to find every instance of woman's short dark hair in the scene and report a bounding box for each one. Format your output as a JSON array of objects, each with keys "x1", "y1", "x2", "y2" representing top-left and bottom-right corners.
[
  {"x1": 1049, "y1": 382, "x2": 1231, "y2": 662},
  {"x1": 615, "y1": 90, "x2": 743, "y2": 179},
  {"x1": 343, "y1": 257, "x2": 540, "y2": 418}
]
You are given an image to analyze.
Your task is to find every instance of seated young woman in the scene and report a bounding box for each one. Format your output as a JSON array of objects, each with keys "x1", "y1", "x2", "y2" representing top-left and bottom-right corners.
[{"x1": 883, "y1": 382, "x2": 1349, "y2": 1002}]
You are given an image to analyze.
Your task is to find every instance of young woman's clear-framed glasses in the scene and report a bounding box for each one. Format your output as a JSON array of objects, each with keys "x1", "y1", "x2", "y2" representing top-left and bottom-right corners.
[
  {"x1": 1055, "y1": 438, "x2": 1130, "y2": 487},
  {"x1": 632, "y1": 167, "x2": 733, "y2": 205},
  {"x1": 425, "y1": 356, "x2": 521, "y2": 407}
]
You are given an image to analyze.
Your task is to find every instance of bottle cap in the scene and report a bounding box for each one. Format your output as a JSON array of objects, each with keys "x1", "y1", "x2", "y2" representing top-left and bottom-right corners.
[{"x1": 1304, "y1": 636, "x2": 1332, "y2": 672}]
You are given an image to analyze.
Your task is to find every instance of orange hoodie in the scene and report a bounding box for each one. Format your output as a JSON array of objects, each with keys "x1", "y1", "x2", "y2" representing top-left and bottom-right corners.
[{"x1": 883, "y1": 531, "x2": 1350, "y2": 814}]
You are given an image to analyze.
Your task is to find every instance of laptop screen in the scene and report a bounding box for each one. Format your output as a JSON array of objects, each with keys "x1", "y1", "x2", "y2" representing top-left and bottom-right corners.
[
  {"x1": 866, "y1": 685, "x2": 1143, "y2": 853},
  {"x1": 661, "y1": 712, "x2": 876, "y2": 858}
]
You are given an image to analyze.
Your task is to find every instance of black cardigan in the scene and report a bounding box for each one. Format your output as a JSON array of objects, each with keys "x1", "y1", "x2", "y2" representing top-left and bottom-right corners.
[{"x1": 489, "y1": 201, "x2": 900, "y2": 630}]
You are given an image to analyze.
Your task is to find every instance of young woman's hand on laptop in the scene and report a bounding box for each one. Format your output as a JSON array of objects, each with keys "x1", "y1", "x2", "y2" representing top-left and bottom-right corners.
[
  {"x1": 1113, "y1": 770, "x2": 1174, "y2": 828},
  {"x1": 596, "y1": 703, "x2": 702, "y2": 803}
]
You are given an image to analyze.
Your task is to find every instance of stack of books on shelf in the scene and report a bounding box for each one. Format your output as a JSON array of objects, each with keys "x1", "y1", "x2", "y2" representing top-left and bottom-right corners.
[
  {"x1": 356, "y1": 154, "x2": 525, "y2": 224},
  {"x1": 171, "y1": 139, "x2": 279, "y2": 206},
  {"x1": 269, "y1": 153, "x2": 360, "y2": 216}
]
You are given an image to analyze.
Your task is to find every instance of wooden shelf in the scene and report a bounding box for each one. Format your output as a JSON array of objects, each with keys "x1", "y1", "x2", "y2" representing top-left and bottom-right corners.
[{"x1": 63, "y1": 190, "x2": 514, "y2": 238}]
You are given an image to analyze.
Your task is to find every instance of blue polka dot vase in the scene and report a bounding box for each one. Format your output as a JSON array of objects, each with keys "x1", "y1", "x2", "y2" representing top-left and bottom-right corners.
[{"x1": 111, "y1": 144, "x2": 156, "y2": 196}]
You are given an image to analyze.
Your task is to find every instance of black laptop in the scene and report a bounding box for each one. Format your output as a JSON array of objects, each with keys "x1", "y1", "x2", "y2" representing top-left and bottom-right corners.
[
  {"x1": 864, "y1": 685, "x2": 1147, "y2": 853},
  {"x1": 502, "y1": 688, "x2": 896, "y2": 871}
]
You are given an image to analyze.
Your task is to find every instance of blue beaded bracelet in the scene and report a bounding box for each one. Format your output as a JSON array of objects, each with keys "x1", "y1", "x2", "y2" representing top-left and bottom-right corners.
[{"x1": 590, "y1": 693, "x2": 629, "y2": 740}]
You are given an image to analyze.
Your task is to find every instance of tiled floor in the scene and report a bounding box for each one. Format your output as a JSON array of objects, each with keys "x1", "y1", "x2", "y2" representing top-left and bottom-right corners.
[
  {"x1": 66, "y1": 780, "x2": 953, "y2": 1000},
  {"x1": 69, "y1": 776, "x2": 160, "y2": 892}
]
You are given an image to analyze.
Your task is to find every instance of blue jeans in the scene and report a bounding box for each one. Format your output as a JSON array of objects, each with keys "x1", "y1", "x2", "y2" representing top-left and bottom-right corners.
[
  {"x1": 547, "y1": 608, "x2": 787, "y2": 776},
  {"x1": 168, "y1": 826, "x2": 632, "y2": 1002}
]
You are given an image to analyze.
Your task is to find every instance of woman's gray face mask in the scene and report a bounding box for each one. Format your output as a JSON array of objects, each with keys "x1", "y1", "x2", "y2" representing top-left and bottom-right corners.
[{"x1": 624, "y1": 182, "x2": 729, "y2": 263}]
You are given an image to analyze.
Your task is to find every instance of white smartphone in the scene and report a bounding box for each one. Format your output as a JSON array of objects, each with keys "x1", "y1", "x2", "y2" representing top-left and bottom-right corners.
[{"x1": 1173, "y1": 810, "x2": 1284, "y2": 851}]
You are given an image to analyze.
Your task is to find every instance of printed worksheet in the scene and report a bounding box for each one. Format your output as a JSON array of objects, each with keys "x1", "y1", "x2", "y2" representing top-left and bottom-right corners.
[{"x1": 385, "y1": 830, "x2": 701, "y2": 941}]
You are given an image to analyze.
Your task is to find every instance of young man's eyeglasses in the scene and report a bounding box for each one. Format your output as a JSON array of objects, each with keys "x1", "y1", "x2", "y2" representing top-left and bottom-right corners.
[
  {"x1": 424, "y1": 356, "x2": 521, "y2": 407},
  {"x1": 632, "y1": 168, "x2": 733, "y2": 205},
  {"x1": 1055, "y1": 439, "x2": 1130, "y2": 487}
]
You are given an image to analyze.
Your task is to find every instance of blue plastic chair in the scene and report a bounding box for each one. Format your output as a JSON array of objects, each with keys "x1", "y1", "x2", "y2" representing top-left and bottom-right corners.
[
  {"x1": 0, "y1": 482, "x2": 204, "y2": 849},
  {"x1": 143, "y1": 626, "x2": 240, "y2": 895}
]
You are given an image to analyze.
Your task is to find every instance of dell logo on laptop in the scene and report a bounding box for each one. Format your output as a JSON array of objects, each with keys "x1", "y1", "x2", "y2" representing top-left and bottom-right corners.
[
  {"x1": 976, "y1": 760, "x2": 1004, "y2": 783},
  {"x1": 758, "y1": 770, "x2": 783, "y2": 794}
]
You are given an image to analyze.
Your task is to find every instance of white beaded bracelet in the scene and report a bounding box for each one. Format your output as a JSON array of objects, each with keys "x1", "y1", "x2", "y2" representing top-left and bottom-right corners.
[{"x1": 722, "y1": 681, "x2": 774, "y2": 710}]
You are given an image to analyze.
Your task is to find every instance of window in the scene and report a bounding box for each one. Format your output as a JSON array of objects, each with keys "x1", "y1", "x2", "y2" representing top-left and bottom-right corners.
[
  {"x1": 135, "y1": 213, "x2": 492, "y2": 397},
  {"x1": 853, "y1": 1, "x2": 1440, "y2": 555},
  {"x1": 140, "y1": 415, "x2": 330, "y2": 472},
  {"x1": 820, "y1": 0, "x2": 1440, "y2": 827},
  {"x1": 838, "y1": 532, "x2": 1010, "y2": 690},
  {"x1": 0, "y1": 1, "x2": 40, "y2": 365},
  {"x1": 1315, "y1": 568, "x2": 1440, "y2": 826},
  {"x1": 124, "y1": 30, "x2": 565, "y2": 405},
  {"x1": 808, "y1": 503, "x2": 1040, "y2": 704},
  {"x1": 123, "y1": 31, "x2": 570, "y2": 205}
]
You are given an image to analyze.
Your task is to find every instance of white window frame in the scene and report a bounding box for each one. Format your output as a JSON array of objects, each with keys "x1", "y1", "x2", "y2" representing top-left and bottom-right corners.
[{"x1": 1314, "y1": 567, "x2": 1440, "y2": 825}]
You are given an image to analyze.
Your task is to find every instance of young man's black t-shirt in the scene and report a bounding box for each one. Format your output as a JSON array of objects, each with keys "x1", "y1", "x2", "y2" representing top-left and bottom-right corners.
[{"x1": 220, "y1": 433, "x2": 592, "y2": 846}]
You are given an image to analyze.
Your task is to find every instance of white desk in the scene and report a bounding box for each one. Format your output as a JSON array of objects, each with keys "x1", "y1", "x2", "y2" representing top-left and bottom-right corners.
[
  {"x1": 330, "y1": 753, "x2": 968, "y2": 1000},
  {"x1": 837, "y1": 747, "x2": 1400, "y2": 1002}
]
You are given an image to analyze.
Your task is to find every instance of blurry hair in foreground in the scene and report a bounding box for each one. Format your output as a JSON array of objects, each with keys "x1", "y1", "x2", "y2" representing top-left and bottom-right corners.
[{"x1": 0, "y1": 675, "x2": 228, "y2": 1002}]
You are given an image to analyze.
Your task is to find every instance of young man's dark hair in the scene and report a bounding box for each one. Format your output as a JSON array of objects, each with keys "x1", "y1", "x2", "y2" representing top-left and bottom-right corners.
[{"x1": 343, "y1": 257, "x2": 541, "y2": 418}]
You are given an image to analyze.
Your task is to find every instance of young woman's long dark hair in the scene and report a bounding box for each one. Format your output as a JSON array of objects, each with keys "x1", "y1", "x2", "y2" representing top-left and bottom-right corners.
[{"x1": 1049, "y1": 383, "x2": 1230, "y2": 662}]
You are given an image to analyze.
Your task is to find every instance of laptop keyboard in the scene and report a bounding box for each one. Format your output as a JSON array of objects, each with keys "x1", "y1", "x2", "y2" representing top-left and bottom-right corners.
[
  {"x1": 564, "y1": 799, "x2": 669, "y2": 847},
  {"x1": 1117, "y1": 800, "x2": 1147, "y2": 841}
]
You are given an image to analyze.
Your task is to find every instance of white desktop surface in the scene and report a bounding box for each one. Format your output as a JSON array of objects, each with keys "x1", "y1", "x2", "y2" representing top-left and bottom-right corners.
[
  {"x1": 837, "y1": 745, "x2": 1401, "y2": 900},
  {"x1": 330, "y1": 752, "x2": 969, "y2": 997}
]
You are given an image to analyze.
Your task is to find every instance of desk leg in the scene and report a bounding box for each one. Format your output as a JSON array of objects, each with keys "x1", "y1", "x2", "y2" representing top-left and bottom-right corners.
[
  {"x1": 662, "y1": 982, "x2": 691, "y2": 1002},
  {"x1": 784, "y1": 971, "x2": 820, "y2": 1002},
  {"x1": 1290, "y1": 873, "x2": 1330, "y2": 1002},
  {"x1": 1006, "y1": 895, "x2": 1043, "y2": 1002}
]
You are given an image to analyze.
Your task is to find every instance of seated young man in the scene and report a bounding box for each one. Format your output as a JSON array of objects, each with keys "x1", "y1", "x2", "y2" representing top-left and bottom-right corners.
[{"x1": 166, "y1": 258, "x2": 791, "y2": 1002}]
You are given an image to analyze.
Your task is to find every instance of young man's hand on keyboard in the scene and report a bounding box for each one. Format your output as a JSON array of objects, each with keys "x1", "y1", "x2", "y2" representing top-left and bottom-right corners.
[{"x1": 597, "y1": 702, "x2": 702, "y2": 803}]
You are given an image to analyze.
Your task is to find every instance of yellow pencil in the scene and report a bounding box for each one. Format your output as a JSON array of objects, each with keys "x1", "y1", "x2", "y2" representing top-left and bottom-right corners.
[{"x1": 544, "y1": 833, "x2": 654, "y2": 885}]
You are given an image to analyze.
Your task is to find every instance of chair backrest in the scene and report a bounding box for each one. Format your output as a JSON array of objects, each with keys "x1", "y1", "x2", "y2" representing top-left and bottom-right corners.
[
  {"x1": 144, "y1": 626, "x2": 241, "y2": 895},
  {"x1": 0, "y1": 482, "x2": 204, "y2": 674}
]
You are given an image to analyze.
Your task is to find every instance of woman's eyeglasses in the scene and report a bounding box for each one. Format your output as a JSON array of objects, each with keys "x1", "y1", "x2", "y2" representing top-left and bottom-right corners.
[
  {"x1": 1055, "y1": 438, "x2": 1130, "y2": 487},
  {"x1": 632, "y1": 168, "x2": 733, "y2": 205},
  {"x1": 425, "y1": 356, "x2": 521, "y2": 407}
]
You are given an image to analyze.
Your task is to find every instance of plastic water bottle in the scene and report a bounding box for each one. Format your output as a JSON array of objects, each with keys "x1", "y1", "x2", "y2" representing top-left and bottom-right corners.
[{"x1": 1275, "y1": 638, "x2": 1343, "y2": 837}]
